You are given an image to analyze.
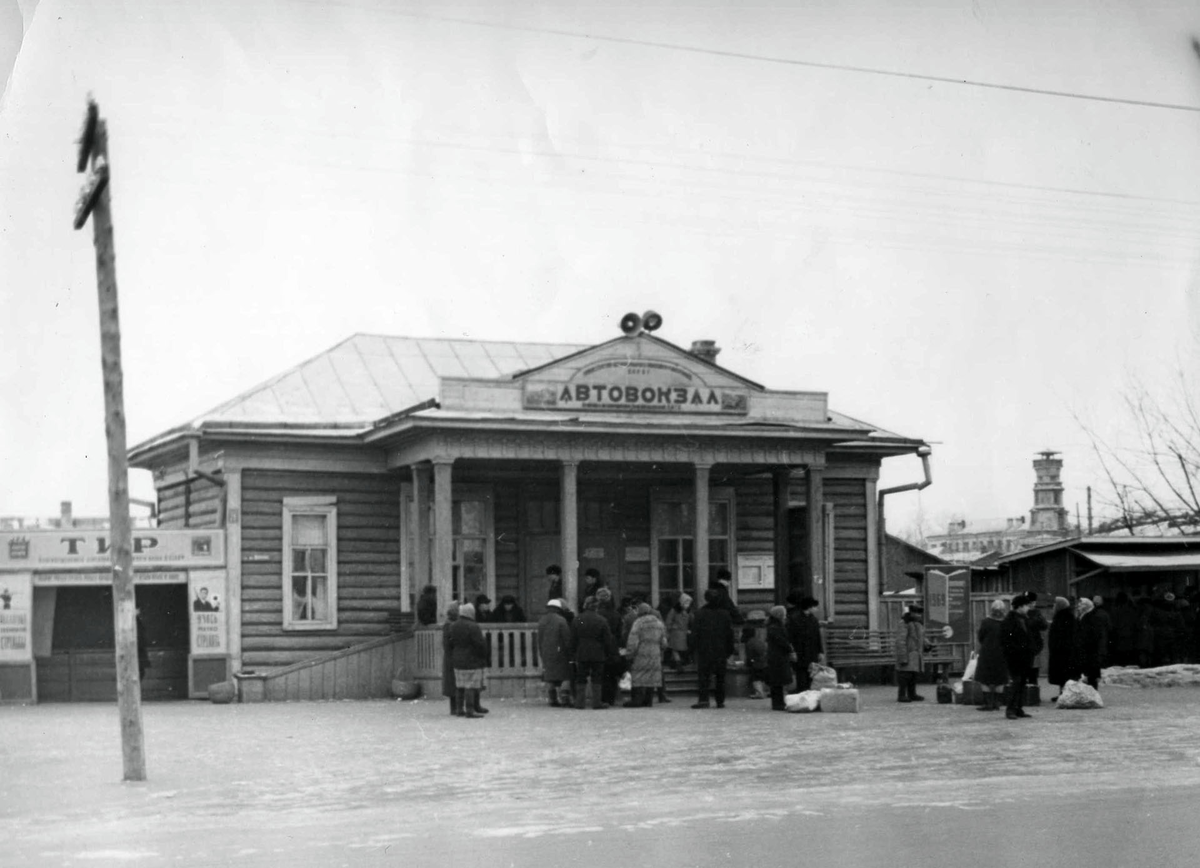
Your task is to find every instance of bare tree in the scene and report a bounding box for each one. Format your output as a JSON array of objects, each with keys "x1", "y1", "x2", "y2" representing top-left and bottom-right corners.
[{"x1": 1077, "y1": 365, "x2": 1200, "y2": 535}]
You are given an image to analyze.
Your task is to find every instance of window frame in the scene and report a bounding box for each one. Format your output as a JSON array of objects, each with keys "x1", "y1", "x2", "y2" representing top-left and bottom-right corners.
[
  {"x1": 282, "y1": 496, "x2": 338, "y2": 632},
  {"x1": 649, "y1": 486, "x2": 735, "y2": 604}
]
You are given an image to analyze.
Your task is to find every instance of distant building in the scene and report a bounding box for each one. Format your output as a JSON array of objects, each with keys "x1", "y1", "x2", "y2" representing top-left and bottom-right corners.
[
  {"x1": 0, "y1": 500, "x2": 156, "y2": 532},
  {"x1": 926, "y1": 451, "x2": 1075, "y2": 563}
]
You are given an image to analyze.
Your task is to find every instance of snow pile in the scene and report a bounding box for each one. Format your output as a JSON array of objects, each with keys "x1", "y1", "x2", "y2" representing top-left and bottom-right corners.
[{"x1": 1101, "y1": 665, "x2": 1200, "y2": 688}]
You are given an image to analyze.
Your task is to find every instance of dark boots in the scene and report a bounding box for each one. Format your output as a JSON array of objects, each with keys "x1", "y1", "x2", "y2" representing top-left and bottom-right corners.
[
  {"x1": 455, "y1": 688, "x2": 468, "y2": 717},
  {"x1": 623, "y1": 687, "x2": 651, "y2": 707},
  {"x1": 977, "y1": 690, "x2": 999, "y2": 711},
  {"x1": 462, "y1": 688, "x2": 480, "y2": 719},
  {"x1": 656, "y1": 686, "x2": 671, "y2": 703},
  {"x1": 449, "y1": 693, "x2": 460, "y2": 716},
  {"x1": 474, "y1": 690, "x2": 489, "y2": 715},
  {"x1": 897, "y1": 672, "x2": 924, "y2": 702}
]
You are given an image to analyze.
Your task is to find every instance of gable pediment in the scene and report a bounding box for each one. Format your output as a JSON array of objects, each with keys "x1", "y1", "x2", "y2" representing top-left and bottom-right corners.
[{"x1": 514, "y1": 335, "x2": 760, "y2": 416}]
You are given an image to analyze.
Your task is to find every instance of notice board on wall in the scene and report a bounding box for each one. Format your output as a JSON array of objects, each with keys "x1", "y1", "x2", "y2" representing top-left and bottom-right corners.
[{"x1": 924, "y1": 566, "x2": 970, "y2": 642}]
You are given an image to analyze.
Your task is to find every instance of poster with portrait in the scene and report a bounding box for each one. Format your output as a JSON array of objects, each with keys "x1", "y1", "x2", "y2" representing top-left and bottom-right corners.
[
  {"x1": 923, "y1": 566, "x2": 970, "y2": 643},
  {"x1": 189, "y1": 569, "x2": 228, "y2": 655},
  {"x1": 0, "y1": 572, "x2": 33, "y2": 663}
]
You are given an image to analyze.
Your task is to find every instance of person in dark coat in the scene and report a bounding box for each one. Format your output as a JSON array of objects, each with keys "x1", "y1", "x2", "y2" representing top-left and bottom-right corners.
[
  {"x1": 446, "y1": 602, "x2": 490, "y2": 719},
  {"x1": 545, "y1": 564, "x2": 564, "y2": 605},
  {"x1": 974, "y1": 598, "x2": 1008, "y2": 711},
  {"x1": 538, "y1": 599, "x2": 573, "y2": 707},
  {"x1": 416, "y1": 584, "x2": 438, "y2": 626},
  {"x1": 570, "y1": 597, "x2": 617, "y2": 709},
  {"x1": 1109, "y1": 591, "x2": 1139, "y2": 666},
  {"x1": 473, "y1": 594, "x2": 492, "y2": 624},
  {"x1": 136, "y1": 609, "x2": 151, "y2": 683},
  {"x1": 1000, "y1": 593, "x2": 1035, "y2": 720},
  {"x1": 689, "y1": 588, "x2": 736, "y2": 709},
  {"x1": 1090, "y1": 595, "x2": 1112, "y2": 665},
  {"x1": 1072, "y1": 597, "x2": 1105, "y2": 693},
  {"x1": 595, "y1": 587, "x2": 625, "y2": 706},
  {"x1": 441, "y1": 601, "x2": 461, "y2": 715},
  {"x1": 1024, "y1": 592, "x2": 1049, "y2": 684},
  {"x1": 1047, "y1": 596, "x2": 1076, "y2": 702},
  {"x1": 765, "y1": 605, "x2": 795, "y2": 711},
  {"x1": 711, "y1": 569, "x2": 745, "y2": 626},
  {"x1": 579, "y1": 568, "x2": 606, "y2": 612},
  {"x1": 490, "y1": 595, "x2": 527, "y2": 624},
  {"x1": 786, "y1": 593, "x2": 824, "y2": 693}
]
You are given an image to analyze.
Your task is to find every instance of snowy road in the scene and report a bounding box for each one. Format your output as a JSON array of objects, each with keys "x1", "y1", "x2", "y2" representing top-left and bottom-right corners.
[{"x1": 3, "y1": 684, "x2": 1200, "y2": 866}]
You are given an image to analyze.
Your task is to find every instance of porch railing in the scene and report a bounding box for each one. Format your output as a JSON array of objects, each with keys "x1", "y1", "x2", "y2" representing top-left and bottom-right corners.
[{"x1": 412, "y1": 624, "x2": 542, "y2": 679}]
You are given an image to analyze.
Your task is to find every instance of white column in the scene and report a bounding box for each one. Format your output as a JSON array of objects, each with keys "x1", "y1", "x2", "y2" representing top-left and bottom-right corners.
[
  {"x1": 225, "y1": 470, "x2": 242, "y2": 674},
  {"x1": 560, "y1": 461, "x2": 579, "y2": 610},
  {"x1": 433, "y1": 459, "x2": 454, "y2": 616},
  {"x1": 694, "y1": 463, "x2": 712, "y2": 594},
  {"x1": 412, "y1": 464, "x2": 432, "y2": 600}
]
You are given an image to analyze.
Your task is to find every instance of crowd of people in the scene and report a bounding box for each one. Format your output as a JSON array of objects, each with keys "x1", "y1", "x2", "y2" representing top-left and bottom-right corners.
[
  {"x1": 966, "y1": 588, "x2": 1200, "y2": 720},
  {"x1": 424, "y1": 566, "x2": 829, "y2": 716}
]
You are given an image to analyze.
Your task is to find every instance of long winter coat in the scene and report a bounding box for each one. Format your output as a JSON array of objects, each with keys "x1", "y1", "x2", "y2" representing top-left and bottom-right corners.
[
  {"x1": 690, "y1": 604, "x2": 735, "y2": 664},
  {"x1": 665, "y1": 606, "x2": 693, "y2": 653},
  {"x1": 974, "y1": 615, "x2": 1008, "y2": 687},
  {"x1": 570, "y1": 609, "x2": 616, "y2": 664},
  {"x1": 624, "y1": 613, "x2": 667, "y2": 687},
  {"x1": 538, "y1": 609, "x2": 574, "y2": 683},
  {"x1": 1047, "y1": 607, "x2": 1077, "y2": 688},
  {"x1": 765, "y1": 620, "x2": 794, "y2": 687},
  {"x1": 894, "y1": 616, "x2": 927, "y2": 673},
  {"x1": 999, "y1": 610, "x2": 1033, "y2": 673},
  {"x1": 787, "y1": 610, "x2": 824, "y2": 668},
  {"x1": 446, "y1": 616, "x2": 489, "y2": 671},
  {"x1": 1072, "y1": 610, "x2": 1105, "y2": 679}
]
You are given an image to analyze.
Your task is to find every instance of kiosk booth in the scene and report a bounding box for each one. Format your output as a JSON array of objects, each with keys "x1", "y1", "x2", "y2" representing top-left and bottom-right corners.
[{"x1": 0, "y1": 528, "x2": 229, "y2": 703}]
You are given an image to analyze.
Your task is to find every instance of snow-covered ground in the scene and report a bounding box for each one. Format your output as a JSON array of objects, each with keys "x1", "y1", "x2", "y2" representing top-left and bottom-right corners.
[{"x1": 3, "y1": 683, "x2": 1200, "y2": 866}]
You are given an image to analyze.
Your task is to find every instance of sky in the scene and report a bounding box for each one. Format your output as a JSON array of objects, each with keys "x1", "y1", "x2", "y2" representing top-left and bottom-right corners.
[{"x1": 2, "y1": 0, "x2": 1199, "y2": 540}]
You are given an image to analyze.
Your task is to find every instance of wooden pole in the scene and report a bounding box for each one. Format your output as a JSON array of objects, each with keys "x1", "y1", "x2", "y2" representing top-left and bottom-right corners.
[{"x1": 82, "y1": 112, "x2": 147, "y2": 782}]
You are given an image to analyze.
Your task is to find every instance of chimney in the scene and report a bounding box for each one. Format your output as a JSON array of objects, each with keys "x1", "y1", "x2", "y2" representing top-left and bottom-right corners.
[
  {"x1": 690, "y1": 340, "x2": 720, "y2": 364},
  {"x1": 60, "y1": 500, "x2": 73, "y2": 528}
]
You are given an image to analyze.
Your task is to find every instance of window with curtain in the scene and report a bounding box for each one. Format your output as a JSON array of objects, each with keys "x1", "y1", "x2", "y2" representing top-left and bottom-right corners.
[{"x1": 282, "y1": 499, "x2": 337, "y2": 630}]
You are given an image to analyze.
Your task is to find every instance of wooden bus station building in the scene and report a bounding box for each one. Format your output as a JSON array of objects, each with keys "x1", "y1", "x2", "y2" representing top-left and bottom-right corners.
[{"x1": 103, "y1": 319, "x2": 932, "y2": 700}]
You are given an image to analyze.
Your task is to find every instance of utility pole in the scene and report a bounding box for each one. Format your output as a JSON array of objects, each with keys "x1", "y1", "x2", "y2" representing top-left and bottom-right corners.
[{"x1": 74, "y1": 97, "x2": 146, "y2": 782}]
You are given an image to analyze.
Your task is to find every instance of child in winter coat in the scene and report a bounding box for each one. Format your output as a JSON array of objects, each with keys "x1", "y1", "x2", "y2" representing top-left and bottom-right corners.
[{"x1": 741, "y1": 617, "x2": 768, "y2": 699}]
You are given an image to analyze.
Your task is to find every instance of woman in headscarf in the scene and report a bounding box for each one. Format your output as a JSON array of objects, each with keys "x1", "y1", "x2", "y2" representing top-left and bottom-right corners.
[
  {"x1": 1047, "y1": 596, "x2": 1076, "y2": 702},
  {"x1": 622, "y1": 602, "x2": 667, "y2": 707},
  {"x1": 1072, "y1": 597, "x2": 1104, "y2": 693},
  {"x1": 765, "y1": 605, "x2": 795, "y2": 712},
  {"x1": 665, "y1": 592, "x2": 694, "y2": 671},
  {"x1": 973, "y1": 598, "x2": 1009, "y2": 712}
]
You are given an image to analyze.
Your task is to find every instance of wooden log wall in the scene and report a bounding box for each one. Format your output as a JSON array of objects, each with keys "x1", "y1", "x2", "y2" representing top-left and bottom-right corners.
[
  {"x1": 240, "y1": 470, "x2": 402, "y2": 669},
  {"x1": 825, "y1": 478, "x2": 870, "y2": 627},
  {"x1": 732, "y1": 476, "x2": 776, "y2": 610},
  {"x1": 156, "y1": 476, "x2": 224, "y2": 529}
]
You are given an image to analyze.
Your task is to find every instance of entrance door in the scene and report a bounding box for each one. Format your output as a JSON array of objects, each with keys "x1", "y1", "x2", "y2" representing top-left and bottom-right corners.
[
  {"x1": 523, "y1": 534, "x2": 561, "y2": 619},
  {"x1": 578, "y1": 533, "x2": 622, "y2": 610},
  {"x1": 35, "y1": 584, "x2": 189, "y2": 702}
]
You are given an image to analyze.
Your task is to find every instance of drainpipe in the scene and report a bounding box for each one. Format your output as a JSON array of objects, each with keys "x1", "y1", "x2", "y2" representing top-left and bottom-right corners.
[{"x1": 877, "y1": 445, "x2": 933, "y2": 603}]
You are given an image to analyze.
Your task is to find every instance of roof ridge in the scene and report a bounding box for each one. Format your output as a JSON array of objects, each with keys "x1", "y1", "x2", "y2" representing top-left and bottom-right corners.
[{"x1": 349, "y1": 332, "x2": 591, "y2": 348}]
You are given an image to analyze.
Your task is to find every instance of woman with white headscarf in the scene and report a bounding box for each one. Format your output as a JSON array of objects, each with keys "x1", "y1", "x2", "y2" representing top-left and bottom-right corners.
[{"x1": 1072, "y1": 597, "x2": 1104, "y2": 692}]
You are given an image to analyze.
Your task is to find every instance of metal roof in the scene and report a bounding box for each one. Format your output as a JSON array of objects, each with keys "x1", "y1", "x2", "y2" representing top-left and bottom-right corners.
[
  {"x1": 129, "y1": 333, "x2": 925, "y2": 459},
  {"x1": 1071, "y1": 551, "x2": 1200, "y2": 572},
  {"x1": 196, "y1": 334, "x2": 589, "y2": 425}
]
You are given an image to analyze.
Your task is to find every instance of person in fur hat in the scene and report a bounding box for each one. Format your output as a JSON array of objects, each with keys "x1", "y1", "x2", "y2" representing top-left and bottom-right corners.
[
  {"x1": 1000, "y1": 593, "x2": 1035, "y2": 719},
  {"x1": 665, "y1": 591, "x2": 694, "y2": 671}
]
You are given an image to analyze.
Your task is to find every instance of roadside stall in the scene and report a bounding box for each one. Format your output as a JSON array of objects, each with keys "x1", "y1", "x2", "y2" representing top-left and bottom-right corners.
[{"x1": 0, "y1": 528, "x2": 227, "y2": 703}]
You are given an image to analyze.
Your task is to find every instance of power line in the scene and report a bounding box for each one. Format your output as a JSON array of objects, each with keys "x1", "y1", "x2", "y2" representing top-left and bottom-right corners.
[{"x1": 332, "y1": 5, "x2": 1200, "y2": 114}]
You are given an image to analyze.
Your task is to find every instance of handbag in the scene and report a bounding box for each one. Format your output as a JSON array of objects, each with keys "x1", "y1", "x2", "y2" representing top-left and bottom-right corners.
[{"x1": 962, "y1": 652, "x2": 978, "y2": 682}]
